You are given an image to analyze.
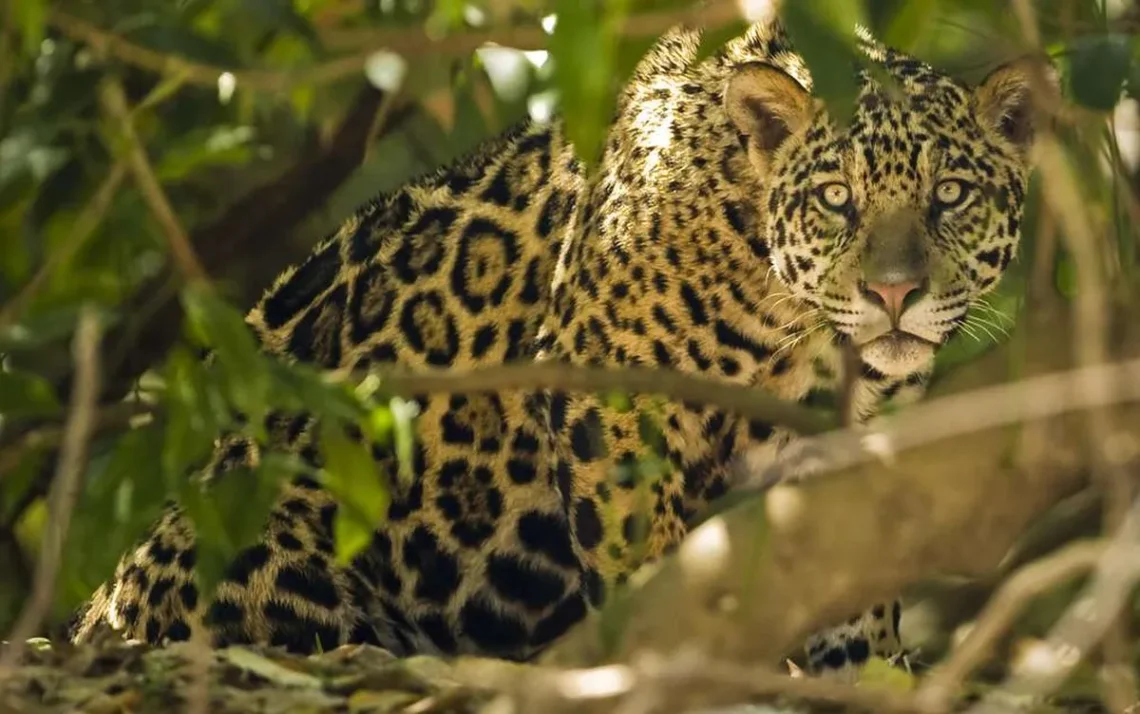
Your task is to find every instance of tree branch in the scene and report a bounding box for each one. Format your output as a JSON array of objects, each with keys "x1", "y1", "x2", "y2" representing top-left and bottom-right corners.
[
  {"x1": 0, "y1": 306, "x2": 102, "y2": 675},
  {"x1": 99, "y1": 78, "x2": 207, "y2": 284},
  {"x1": 50, "y1": 0, "x2": 746, "y2": 93}
]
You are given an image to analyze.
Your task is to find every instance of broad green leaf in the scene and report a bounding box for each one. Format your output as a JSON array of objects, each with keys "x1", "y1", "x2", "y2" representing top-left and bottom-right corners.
[
  {"x1": 0, "y1": 369, "x2": 60, "y2": 416},
  {"x1": 782, "y1": 0, "x2": 868, "y2": 125},
  {"x1": 181, "y1": 285, "x2": 270, "y2": 428},
  {"x1": 1069, "y1": 34, "x2": 1131, "y2": 111},
  {"x1": 320, "y1": 421, "x2": 390, "y2": 564},
  {"x1": 12, "y1": 0, "x2": 46, "y2": 56},
  {"x1": 61, "y1": 424, "x2": 168, "y2": 608},
  {"x1": 549, "y1": 0, "x2": 631, "y2": 170},
  {"x1": 181, "y1": 459, "x2": 284, "y2": 597},
  {"x1": 156, "y1": 126, "x2": 256, "y2": 182},
  {"x1": 162, "y1": 349, "x2": 229, "y2": 483}
]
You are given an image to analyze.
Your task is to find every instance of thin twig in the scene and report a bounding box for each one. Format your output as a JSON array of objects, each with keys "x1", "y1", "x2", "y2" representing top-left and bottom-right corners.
[
  {"x1": 0, "y1": 401, "x2": 152, "y2": 481},
  {"x1": 51, "y1": 1, "x2": 744, "y2": 93},
  {"x1": 0, "y1": 162, "x2": 128, "y2": 332},
  {"x1": 964, "y1": 498, "x2": 1140, "y2": 714},
  {"x1": 0, "y1": 306, "x2": 102, "y2": 675},
  {"x1": 915, "y1": 540, "x2": 1108, "y2": 712},
  {"x1": 733, "y1": 353, "x2": 1140, "y2": 491},
  {"x1": 98, "y1": 78, "x2": 207, "y2": 283}
]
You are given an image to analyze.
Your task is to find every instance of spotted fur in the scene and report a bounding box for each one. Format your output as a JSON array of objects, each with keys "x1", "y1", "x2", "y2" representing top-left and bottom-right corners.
[{"x1": 70, "y1": 21, "x2": 1041, "y2": 675}]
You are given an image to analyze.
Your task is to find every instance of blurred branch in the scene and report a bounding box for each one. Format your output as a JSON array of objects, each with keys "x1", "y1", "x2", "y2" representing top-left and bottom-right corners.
[
  {"x1": 965, "y1": 499, "x2": 1140, "y2": 714},
  {"x1": 98, "y1": 79, "x2": 208, "y2": 284},
  {"x1": 0, "y1": 162, "x2": 128, "y2": 332},
  {"x1": 50, "y1": 0, "x2": 745, "y2": 93},
  {"x1": 0, "y1": 307, "x2": 102, "y2": 675},
  {"x1": 0, "y1": 402, "x2": 152, "y2": 481},
  {"x1": 916, "y1": 539, "x2": 1108, "y2": 711}
]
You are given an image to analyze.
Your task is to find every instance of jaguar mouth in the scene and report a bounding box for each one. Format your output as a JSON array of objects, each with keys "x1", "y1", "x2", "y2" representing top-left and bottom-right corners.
[
  {"x1": 856, "y1": 329, "x2": 940, "y2": 377},
  {"x1": 866, "y1": 329, "x2": 940, "y2": 350}
]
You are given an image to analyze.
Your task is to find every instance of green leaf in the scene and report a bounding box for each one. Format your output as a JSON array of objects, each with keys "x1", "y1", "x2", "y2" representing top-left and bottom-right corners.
[
  {"x1": 1069, "y1": 33, "x2": 1131, "y2": 111},
  {"x1": 181, "y1": 459, "x2": 285, "y2": 597},
  {"x1": 156, "y1": 126, "x2": 256, "y2": 182},
  {"x1": 782, "y1": 0, "x2": 868, "y2": 125},
  {"x1": 61, "y1": 424, "x2": 168, "y2": 609},
  {"x1": 12, "y1": 0, "x2": 46, "y2": 56},
  {"x1": 549, "y1": 0, "x2": 631, "y2": 170},
  {"x1": 0, "y1": 369, "x2": 60, "y2": 416},
  {"x1": 319, "y1": 421, "x2": 390, "y2": 564},
  {"x1": 161, "y1": 349, "x2": 229, "y2": 483},
  {"x1": 181, "y1": 285, "x2": 270, "y2": 429}
]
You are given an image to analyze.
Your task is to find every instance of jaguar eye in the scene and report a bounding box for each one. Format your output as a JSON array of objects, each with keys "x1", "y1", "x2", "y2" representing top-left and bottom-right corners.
[
  {"x1": 817, "y1": 182, "x2": 851, "y2": 211},
  {"x1": 934, "y1": 179, "x2": 970, "y2": 208}
]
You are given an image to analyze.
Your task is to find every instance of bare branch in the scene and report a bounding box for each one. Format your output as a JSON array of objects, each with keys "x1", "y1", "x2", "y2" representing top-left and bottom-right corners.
[
  {"x1": 51, "y1": 1, "x2": 746, "y2": 93},
  {"x1": 0, "y1": 306, "x2": 102, "y2": 675},
  {"x1": 0, "y1": 162, "x2": 128, "y2": 332},
  {"x1": 98, "y1": 79, "x2": 207, "y2": 284},
  {"x1": 915, "y1": 540, "x2": 1108, "y2": 711},
  {"x1": 963, "y1": 498, "x2": 1140, "y2": 714}
]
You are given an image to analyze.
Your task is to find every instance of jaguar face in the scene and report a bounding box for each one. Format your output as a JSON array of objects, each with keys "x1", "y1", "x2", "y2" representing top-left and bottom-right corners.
[{"x1": 725, "y1": 52, "x2": 1044, "y2": 377}]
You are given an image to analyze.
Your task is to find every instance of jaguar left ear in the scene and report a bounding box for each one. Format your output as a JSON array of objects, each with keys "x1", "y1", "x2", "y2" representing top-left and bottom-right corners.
[
  {"x1": 724, "y1": 62, "x2": 815, "y2": 155},
  {"x1": 975, "y1": 57, "x2": 1057, "y2": 149}
]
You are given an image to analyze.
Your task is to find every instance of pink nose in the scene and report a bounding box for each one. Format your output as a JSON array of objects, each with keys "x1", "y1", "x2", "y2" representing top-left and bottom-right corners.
[{"x1": 864, "y1": 280, "x2": 923, "y2": 320}]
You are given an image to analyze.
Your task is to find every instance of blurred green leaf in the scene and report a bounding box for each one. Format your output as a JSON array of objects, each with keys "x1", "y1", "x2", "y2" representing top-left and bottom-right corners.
[
  {"x1": 182, "y1": 286, "x2": 270, "y2": 429},
  {"x1": 156, "y1": 125, "x2": 256, "y2": 182},
  {"x1": 0, "y1": 369, "x2": 60, "y2": 417},
  {"x1": 782, "y1": 0, "x2": 868, "y2": 125},
  {"x1": 1069, "y1": 34, "x2": 1131, "y2": 111},
  {"x1": 12, "y1": 0, "x2": 46, "y2": 56},
  {"x1": 61, "y1": 424, "x2": 168, "y2": 608},
  {"x1": 181, "y1": 459, "x2": 285, "y2": 596},
  {"x1": 162, "y1": 348, "x2": 229, "y2": 483},
  {"x1": 549, "y1": 0, "x2": 630, "y2": 169},
  {"x1": 319, "y1": 421, "x2": 390, "y2": 564}
]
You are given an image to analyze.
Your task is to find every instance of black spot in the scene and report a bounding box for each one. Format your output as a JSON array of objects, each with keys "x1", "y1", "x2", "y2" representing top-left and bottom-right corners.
[
  {"x1": 287, "y1": 284, "x2": 347, "y2": 369},
  {"x1": 679, "y1": 283, "x2": 709, "y2": 325},
  {"x1": 486, "y1": 554, "x2": 567, "y2": 611},
  {"x1": 177, "y1": 547, "x2": 197, "y2": 571},
  {"x1": 166, "y1": 619, "x2": 191, "y2": 642},
  {"x1": 148, "y1": 540, "x2": 176, "y2": 565},
  {"x1": 820, "y1": 646, "x2": 848, "y2": 670},
  {"x1": 471, "y1": 324, "x2": 497, "y2": 359},
  {"x1": 178, "y1": 583, "x2": 198, "y2": 610},
  {"x1": 517, "y1": 511, "x2": 578, "y2": 568},
  {"x1": 205, "y1": 598, "x2": 245, "y2": 627},
  {"x1": 276, "y1": 531, "x2": 304, "y2": 551},
  {"x1": 846, "y1": 637, "x2": 871, "y2": 665},
  {"x1": 506, "y1": 458, "x2": 537, "y2": 484},
  {"x1": 519, "y1": 258, "x2": 543, "y2": 304},
  {"x1": 145, "y1": 617, "x2": 161, "y2": 643},
  {"x1": 459, "y1": 595, "x2": 528, "y2": 657},
  {"x1": 147, "y1": 577, "x2": 175, "y2": 607},
  {"x1": 222, "y1": 544, "x2": 271, "y2": 586},
  {"x1": 348, "y1": 264, "x2": 396, "y2": 344},
  {"x1": 569, "y1": 409, "x2": 605, "y2": 462},
  {"x1": 530, "y1": 594, "x2": 587, "y2": 648},
  {"x1": 416, "y1": 613, "x2": 458, "y2": 652},
  {"x1": 262, "y1": 244, "x2": 342, "y2": 329},
  {"x1": 621, "y1": 513, "x2": 648, "y2": 545},
  {"x1": 404, "y1": 527, "x2": 461, "y2": 605},
  {"x1": 574, "y1": 499, "x2": 603, "y2": 551},
  {"x1": 275, "y1": 564, "x2": 342, "y2": 610},
  {"x1": 390, "y1": 208, "x2": 454, "y2": 283}
]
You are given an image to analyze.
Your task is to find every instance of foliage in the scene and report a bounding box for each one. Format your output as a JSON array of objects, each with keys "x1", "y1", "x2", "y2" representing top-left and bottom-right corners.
[{"x1": 0, "y1": 1, "x2": 1139, "y2": 709}]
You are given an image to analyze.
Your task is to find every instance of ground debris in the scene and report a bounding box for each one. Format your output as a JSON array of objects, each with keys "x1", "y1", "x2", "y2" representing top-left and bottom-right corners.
[{"x1": 0, "y1": 639, "x2": 508, "y2": 714}]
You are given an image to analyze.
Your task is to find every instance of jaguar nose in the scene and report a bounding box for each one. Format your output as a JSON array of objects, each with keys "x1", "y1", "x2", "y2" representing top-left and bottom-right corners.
[{"x1": 859, "y1": 279, "x2": 927, "y2": 324}]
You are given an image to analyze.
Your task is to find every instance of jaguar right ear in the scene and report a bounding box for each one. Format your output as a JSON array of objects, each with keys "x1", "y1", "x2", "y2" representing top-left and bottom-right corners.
[{"x1": 724, "y1": 62, "x2": 815, "y2": 160}]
